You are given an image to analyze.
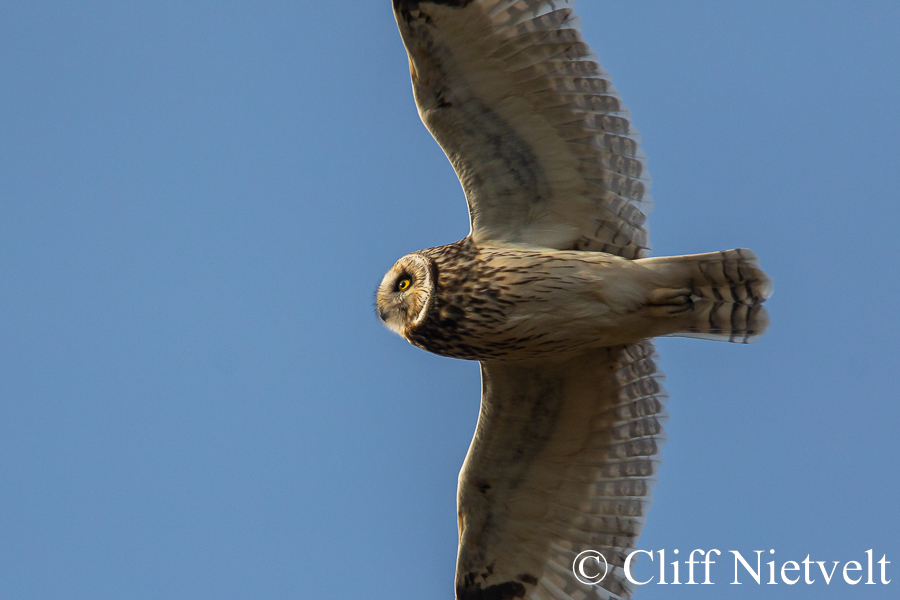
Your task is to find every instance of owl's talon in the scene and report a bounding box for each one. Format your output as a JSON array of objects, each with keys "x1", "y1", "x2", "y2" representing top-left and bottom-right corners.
[{"x1": 644, "y1": 287, "x2": 693, "y2": 318}]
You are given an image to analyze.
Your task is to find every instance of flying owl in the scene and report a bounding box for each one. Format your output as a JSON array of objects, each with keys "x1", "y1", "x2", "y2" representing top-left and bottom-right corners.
[{"x1": 376, "y1": 2, "x2": 772, "y2": 599}]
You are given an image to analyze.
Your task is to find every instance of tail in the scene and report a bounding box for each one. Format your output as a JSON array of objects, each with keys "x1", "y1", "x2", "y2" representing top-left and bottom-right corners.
[{"x1": 637, "y1": 249, "x2": 773, "y2": 343}]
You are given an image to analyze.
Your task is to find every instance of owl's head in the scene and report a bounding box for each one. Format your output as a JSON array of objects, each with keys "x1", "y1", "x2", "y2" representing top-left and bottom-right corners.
[{"x1": 375, "y1": 253, "x2": 435, "y2": 336}]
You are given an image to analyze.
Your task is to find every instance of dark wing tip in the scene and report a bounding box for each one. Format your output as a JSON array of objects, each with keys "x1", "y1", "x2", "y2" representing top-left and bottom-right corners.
[
  {"x1": 456, "y1": 580, "x2": 527, "y2": 600},
  {"x1": 393, "y1": 0, "x2": 474, "y2": 10}
]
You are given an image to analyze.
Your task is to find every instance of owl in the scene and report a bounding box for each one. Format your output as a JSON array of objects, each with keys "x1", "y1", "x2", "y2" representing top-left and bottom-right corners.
[{"x1": 377, "y1": 2, "x2": 772, "y2": 600}]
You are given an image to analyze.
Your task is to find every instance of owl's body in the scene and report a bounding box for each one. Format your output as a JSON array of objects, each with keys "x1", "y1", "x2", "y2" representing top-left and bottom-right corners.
[
  {"x1": 376, "y1": 2, "x2": 773, "y2": 599},
  {"x1": 379, "y1": 239, "x2": 770, "y2": 361}
]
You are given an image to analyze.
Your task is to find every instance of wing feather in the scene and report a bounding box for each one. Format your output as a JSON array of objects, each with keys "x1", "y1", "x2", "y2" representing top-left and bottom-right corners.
[
  {"x1": 393, "y1": 0, "x2": 653, "y2": 258},
  {"x1": 456, "y1": 342, "x2": 667, "y2": 600}
]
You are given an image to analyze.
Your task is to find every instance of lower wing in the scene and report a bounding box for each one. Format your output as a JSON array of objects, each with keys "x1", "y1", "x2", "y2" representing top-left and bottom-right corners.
[{"x1": 457, "y1": 342, "x2": 667, "y2": 600}]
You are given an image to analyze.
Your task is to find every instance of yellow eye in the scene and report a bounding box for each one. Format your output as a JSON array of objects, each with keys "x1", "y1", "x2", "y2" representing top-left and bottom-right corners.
[{"x1": 397, "y1": 278, "x2": 411, "y2": 292}]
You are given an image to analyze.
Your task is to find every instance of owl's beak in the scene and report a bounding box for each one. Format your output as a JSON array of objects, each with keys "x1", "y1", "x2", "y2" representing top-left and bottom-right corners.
[{"x1": 378, "y1": 308, "x2": 389, "y2": 322}]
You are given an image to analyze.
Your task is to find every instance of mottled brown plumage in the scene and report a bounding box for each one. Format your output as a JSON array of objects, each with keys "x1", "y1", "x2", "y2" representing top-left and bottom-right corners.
[
  {"x1": 376, "y1": 2, "x2": 773, "y2": 599},
  {"x1": 378, "y1": 239, "x2": 770, "y2": 360}
]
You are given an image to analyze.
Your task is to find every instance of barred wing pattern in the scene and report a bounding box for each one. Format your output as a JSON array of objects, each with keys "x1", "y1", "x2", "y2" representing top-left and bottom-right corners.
[
  {"x1": 393, "y1": 0, "x2": 653, "y2": 259},
  {"x1": 458, "y1": 344, "x2": 667, "y2": 600},
  {"x1": 392, "y1": 2, "x2": 668, "y2": 599}
]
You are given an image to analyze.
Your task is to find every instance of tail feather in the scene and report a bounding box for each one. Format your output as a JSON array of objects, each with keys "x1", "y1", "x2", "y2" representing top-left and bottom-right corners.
[
  {"x1": 678, "y1": 300, "x2": 770, "y2": 344},
  {"x1": 638, "y1": 249, "x2": 772, "y2": 344}
]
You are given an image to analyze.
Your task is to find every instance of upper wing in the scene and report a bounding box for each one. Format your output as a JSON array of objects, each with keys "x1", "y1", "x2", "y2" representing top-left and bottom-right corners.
[
  {"x1": 393, "y1": 0, "x2": 652, "y2": 258},
  {"x1": 457, "y1": 342, "x2": 666, "y2": 600}
]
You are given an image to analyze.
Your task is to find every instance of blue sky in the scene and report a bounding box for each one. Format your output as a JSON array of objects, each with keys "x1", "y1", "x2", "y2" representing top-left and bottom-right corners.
[{"x1": 1, "y1": 2, "x2": 898, "y2": 599}]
